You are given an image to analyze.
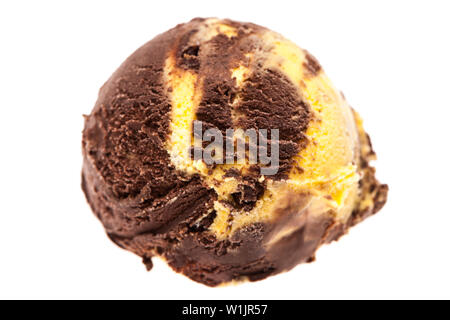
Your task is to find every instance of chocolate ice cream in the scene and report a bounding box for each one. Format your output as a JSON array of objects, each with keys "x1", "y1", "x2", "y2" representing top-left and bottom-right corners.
[{"x1": 82, "y1": 18, "x2": 388, "y2": 286}]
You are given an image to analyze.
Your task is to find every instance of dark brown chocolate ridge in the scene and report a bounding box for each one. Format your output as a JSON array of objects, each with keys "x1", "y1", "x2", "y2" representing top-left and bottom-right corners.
[
  {"x1": 303, "y1": 51, "x2": 322, "y2": 76},
  {"x1": 82, "y1": 20, "x2": 216, "y2": 238},
  {"x1": 235, "y1": 69, "x2": 311, "y2": 179},
  {"x1": 193, "y1": 25, "x2": 259, "y2": 133}
]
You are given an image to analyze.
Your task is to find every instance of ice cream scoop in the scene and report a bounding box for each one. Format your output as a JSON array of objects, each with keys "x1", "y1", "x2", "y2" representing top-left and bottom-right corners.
[{"x1": 82, "y1": 18, "x2": 388, "y2": 286}]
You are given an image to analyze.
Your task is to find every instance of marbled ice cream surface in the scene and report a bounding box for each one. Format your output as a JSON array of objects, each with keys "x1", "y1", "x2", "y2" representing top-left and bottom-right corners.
[{"x1": 82, "y1": 18, "x2": 388, "y2": 286}]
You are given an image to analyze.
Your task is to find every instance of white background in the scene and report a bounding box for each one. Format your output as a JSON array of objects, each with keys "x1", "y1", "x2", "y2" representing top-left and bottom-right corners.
[{"x1": 1, "y1": 0, "x2": 449, "y2": 300}]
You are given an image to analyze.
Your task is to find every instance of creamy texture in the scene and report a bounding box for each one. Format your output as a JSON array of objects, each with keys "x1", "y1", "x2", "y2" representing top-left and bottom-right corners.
[
  {"x1": 164, "y1": 19, "x2": 361, "y2": 239},
  {"x1": 82, "y1": 18, "x2": 388, "y2": 286}
]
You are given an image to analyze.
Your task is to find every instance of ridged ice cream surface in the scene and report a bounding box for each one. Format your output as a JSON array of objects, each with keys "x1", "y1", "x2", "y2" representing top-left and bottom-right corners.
[
  {"x1": 165, "y1": 18, "x2": 361, "y2": 239},
  {"x1": 82, "y1": 18, "x2": 388, "y2": 286}
]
